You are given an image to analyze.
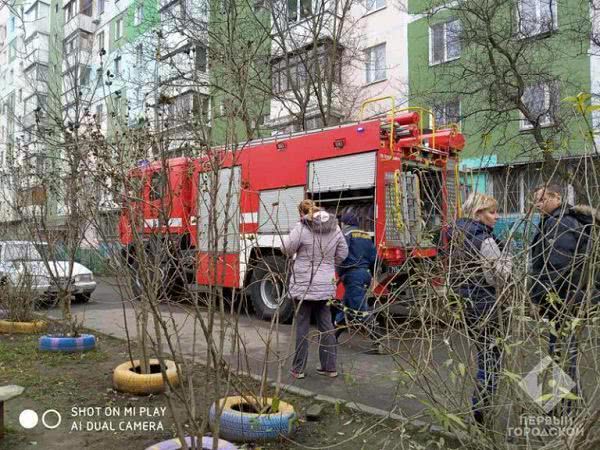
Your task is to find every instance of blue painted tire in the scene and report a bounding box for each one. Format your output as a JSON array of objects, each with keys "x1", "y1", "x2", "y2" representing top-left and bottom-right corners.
[
  {"x1": 209, "y1": 396, "x2": 296, "y2": 442},
  {"x1": 145, "y1": 436, "x2": 237, "y2": 450},
  {"x1": 38, "y1": 334, "x2": 96, "y2": 352}
]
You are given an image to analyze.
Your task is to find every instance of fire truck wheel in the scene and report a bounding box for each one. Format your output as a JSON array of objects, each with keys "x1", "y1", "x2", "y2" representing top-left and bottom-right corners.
[{"x1": 249, "y1": 255, "x2": 293, "y2": 323}]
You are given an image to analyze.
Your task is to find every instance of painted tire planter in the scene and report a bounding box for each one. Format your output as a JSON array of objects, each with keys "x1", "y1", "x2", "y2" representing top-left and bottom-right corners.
[
  {"x1": 0, "y1": 319, "x2": 47, "y2": 334},
  {"x1": 209, "y1": 396, "x2": 296, "y2": 442},
  {"x1": 38, "y1": 334, "x2": 97, "y2": 352},
  {"x1": 113, "y1": 359, "x2": 179, "y2": 395},
  {"x1": 145, "y1": 436, "x2": 237, "y2": 450}
]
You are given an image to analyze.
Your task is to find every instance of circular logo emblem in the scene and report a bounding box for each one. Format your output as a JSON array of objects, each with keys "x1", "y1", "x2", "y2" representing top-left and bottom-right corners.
[{"x1": 19, "y1": 409, "x2": 39, "y2": 429}]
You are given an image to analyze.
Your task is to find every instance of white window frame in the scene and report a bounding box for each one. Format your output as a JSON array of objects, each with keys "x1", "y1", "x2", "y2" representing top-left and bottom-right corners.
[
  {"x1": 365, "y1": 43, "x2": 386, "y2": 84},
  {"x1": 517, "y1": 0, "x2": 557, "y2": 38},
  {"x1": 365, "y1": 0, "x2": 385, "y2": 13},
  {"x1": 134, "y1": 4, "x2": 144, "y2": 26},
  {"x1": 519, "y1": 82, "x2": 558, "y2": 130},
  {"x1": 115, "y1": 18, "x2": 123, "y2": 40},
  {"x1": 287, "y1": 0, "x2": 313, "y2": 24},
  {"x1": 96, "y1": 30, "x2": 105, "y2": 52},
  {"x1": 429, "y1": 19, "x2": 461, "y2": 66}
]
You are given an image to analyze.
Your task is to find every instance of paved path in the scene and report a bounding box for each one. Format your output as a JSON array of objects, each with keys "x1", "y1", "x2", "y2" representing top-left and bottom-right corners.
[{"x1": 45, "y1": 278, "x2": 463, "y2": 422}]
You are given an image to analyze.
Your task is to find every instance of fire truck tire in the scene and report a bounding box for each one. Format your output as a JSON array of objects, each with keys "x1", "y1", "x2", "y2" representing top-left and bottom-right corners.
[{"x1": 249, "y1": 255, "x2": 293, "y2": 323}]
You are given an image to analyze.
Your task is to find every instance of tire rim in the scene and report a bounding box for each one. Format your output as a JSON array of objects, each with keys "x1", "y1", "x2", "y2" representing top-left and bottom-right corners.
[{"x1": 259, "y1": 275, "x2": 284, "y2": 310}]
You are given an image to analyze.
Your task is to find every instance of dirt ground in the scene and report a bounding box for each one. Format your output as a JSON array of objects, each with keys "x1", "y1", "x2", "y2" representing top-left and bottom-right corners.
[{"x1": 0, "y1": 331, "x2": 453, "y2": 450}]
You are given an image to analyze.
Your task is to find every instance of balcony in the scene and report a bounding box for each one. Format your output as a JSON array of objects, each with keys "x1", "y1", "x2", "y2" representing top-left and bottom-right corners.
[
  {"x1": 64, "y1": 9, "x2": 97, "y2": 36},
  {"x1": 24, "y1": 49, "x2": 49, "y2": 70},
  {"x1": 25, "y1": 17, "x2": 50, "y2": 37},
  {"x1": 22, "y1": 111, "x2": 48, "y2": 129}
]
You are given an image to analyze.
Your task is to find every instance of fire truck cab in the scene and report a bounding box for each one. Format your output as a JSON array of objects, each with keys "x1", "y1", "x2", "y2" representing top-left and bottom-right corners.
[{"x1": 119, "y1": 110, "x2": 464, "y2": 322}]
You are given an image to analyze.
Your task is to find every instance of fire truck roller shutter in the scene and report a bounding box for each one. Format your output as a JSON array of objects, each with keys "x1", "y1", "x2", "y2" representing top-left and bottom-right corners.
[
  {"x1": 258, "y1": 186, "x2": 305, "y2": 234},
  {"x1": 198, "y1": 166, "x2": 241, "y2": 253},
  {"x1": 307, "y1": 152, "x2": 376, "y2": 193}
]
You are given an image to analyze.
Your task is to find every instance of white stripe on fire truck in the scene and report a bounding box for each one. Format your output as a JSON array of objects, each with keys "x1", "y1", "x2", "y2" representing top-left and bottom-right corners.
[
  {"x1": 240, "y1": 212, "x2": 258, "y2": 224},
  {"x1": 144, "y1": 218, "x2": 159, "y2": 227},
  {"x1": 168, "y1": 218, "x2": 183, "y2": 227}
]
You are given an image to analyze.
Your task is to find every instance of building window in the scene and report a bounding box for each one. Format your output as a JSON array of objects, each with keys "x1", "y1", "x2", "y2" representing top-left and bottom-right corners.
[
  {"x1": 168, "y1": 92, "x2": 193, "y2": 119},
  {"x1": 195, "y1": 44, "x2": 207, "y2": 72},
  {"x1": 517, "y1": 0, "x2": 557, "y2": 37},
  {"x1": 134, "y1": 4, "x2": 144, "y2": 25},
  {"x1": 80, "y1": 65, "x2": 91, "y2": 86},
  {"x1": 98, "y1": 0, "x2": 105, "y2": 14},
  {"x1": 96, "y1": 30, "x2": 105, "y2": 52},
  {"x1": 136, "y1": 44, "x2": 143, "y2": 65},
  {"x1": 64, "y1": 1, "x2": 74, "y2": 22},
  {"x1": 365, "y1": 43, "x2": 386, "y2": 84},
  {"x1": 114, "y1": 56, "x2": 121, "y2": 75},
  {"x1": 9, "y1": 17, "x2": 15, "y2": 32},
  {"x1": 115, "y1": 18, "x2": 123, "y2": 40},
  {"x1": 433, "y1": 100, "x2": 461, "y2": 127},
  {"x1": 8, "y1": 40, "x2": 16, "y2": 61},
  {"x1": 366, "y1": 0, "x2": 385, "y2": 12},
  {"x1": 520, "y1": 82, "x2": 559, "y2": 130},
  {"x1": 430, "y1": 19, "x2": 461, "y2": 65},
  {"x1": 196, "y1": 94, "x2": 210, "y2": 123},
  {"x1": 271, "y1": 43, "x2": 342, "y2": 93},
  {"x1": 95, "y1": 103, "x2": 103, "y2": 125},
  {"x1": 80, "y1": 0, "x2": 93, "y2": 16},
  {"x1": 287, "y1": 0, "x2": 312, "y2": 23}
]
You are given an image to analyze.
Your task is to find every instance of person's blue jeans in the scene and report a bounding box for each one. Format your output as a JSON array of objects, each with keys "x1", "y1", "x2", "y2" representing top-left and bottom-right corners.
[{"x1": 464, "y1": 307, "x2": 502, "y2": 421}]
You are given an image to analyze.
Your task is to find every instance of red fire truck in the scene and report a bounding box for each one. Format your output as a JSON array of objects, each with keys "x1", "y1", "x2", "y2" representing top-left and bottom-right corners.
[{"x1": 119, "y1": 108, "x2": 465, "y2": 322}]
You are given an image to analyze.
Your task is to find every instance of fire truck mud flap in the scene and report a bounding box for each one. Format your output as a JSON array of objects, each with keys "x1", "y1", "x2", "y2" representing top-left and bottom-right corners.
[{"x1": 249, "y1": 255, "x2": 294, "y2": 323}]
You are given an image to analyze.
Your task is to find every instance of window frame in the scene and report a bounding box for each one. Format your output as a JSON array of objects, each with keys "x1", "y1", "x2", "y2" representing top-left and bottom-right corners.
[
  {"x1": 365, "y1": 0, "x2": 385, "y2": 13},
  {"x1": 364, "y1": 42, "x2": 386, "y2": 85},
  {"x1": 287, "y1": 0, "x2": 313, "y2": 24},
  {"x1": 115, "y1": 18, "x2": 123, "y2": 40},
  {"x1": 114, "y1": 55, "x2": 122, "y2": 75},
  {"x1": 433, "y1": 99, "x2": 461, "y2": 128},
  {"x1": 134, "y1": 4, "x2": 144, "y2": 25},
  {"x1": 519, "y1": 81, "x2": 559, "y2": 130},
  {"x1": 429, "y1": 19, "x2": 462, "y2": 66},
  {"x1": 517, "y1": 0, "x2": 558, "y2": 38},
  {"x1": 96, "y1": 30, "x2": 105, "y2": 52}
]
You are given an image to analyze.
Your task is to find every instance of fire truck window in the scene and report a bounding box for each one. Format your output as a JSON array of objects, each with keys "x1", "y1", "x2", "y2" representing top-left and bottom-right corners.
[{"x1": 149, "y1": 172, "x2": 164, "y2": 201}]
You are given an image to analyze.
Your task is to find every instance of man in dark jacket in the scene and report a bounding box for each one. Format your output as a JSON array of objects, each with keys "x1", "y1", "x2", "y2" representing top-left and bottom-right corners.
[
  {"x1": 334, "y1": 213, "x2": 382, "y2": 351},
  {"x1": 530, "y1": 184, "x2": 599, "y2": 413},
  {"x1": 530, "y1": 185, "x2": 591, "y2": 310}
]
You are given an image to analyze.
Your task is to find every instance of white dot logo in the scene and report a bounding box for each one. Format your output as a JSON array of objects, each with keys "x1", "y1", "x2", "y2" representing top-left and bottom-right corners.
[
  {"x1": 19, "y1": 409, "x2": 39, "y2": 429},
  {"x1": 41, "y1": 410, "x2": 62, "y2": 429}
]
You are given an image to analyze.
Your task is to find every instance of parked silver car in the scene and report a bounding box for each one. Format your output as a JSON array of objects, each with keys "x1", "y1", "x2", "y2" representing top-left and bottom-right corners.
[{"x1": 0, "y1": 241, "x2": 97, "y2": 303}]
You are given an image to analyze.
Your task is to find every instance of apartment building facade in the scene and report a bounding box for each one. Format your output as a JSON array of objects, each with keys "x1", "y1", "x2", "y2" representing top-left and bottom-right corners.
[
  {"x1": 0, "y1": 0, "x2": 52, "y2": 229},
  {"x1": 267, "y1": 0, "x2": 410, "y2": 133},
  {"x1": 407, "y1": 0, "x2": 597, "y2": 216}
]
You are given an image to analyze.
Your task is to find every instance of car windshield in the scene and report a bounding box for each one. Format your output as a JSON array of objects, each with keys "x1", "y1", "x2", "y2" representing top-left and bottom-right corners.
[{"x1": 3, "y1": 243, "x2": 44, "y2": 261}]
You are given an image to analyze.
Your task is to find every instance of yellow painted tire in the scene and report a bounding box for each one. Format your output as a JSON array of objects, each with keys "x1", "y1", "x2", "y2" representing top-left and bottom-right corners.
[
  {"x1": 0, "y1": 319, "x2": 47, "y2": 334},
  {"x1": 112, "y1": 359, "x2": 180, "y2": 395}
]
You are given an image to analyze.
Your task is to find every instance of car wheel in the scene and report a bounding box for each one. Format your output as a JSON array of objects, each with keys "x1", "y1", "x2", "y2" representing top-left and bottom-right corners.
[
  {"x1": 75, "y1": 293, "x2": 92, "y2": 303},
  {"x1": 249, "y1": 255, "x2": 293, "y2": 323}
]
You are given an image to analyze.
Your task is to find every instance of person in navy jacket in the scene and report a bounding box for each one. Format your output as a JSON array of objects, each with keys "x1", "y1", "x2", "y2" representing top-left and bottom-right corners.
[
  {"x1": 449, "y1": 193, "x2": 512, "y2": 425},
  {"x1": 335, "y1": 212, "x2": 383, "y2": 353}
]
